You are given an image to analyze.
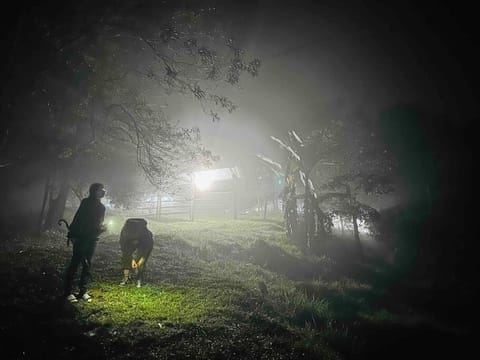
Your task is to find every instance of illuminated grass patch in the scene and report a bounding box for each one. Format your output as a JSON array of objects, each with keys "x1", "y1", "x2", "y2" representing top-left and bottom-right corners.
[
  {"x1": 78, "y1": 282, "x2": 231, "y2": 325},
  {"x1": 1, "y1": 215, "x2": 428, "y2": 360},
  {"x1": 153, "y1": 218, "x2": 301, "y2": 257},
  {"x1": 96, "y1": 213, "x2": 302, "y2": 258}
]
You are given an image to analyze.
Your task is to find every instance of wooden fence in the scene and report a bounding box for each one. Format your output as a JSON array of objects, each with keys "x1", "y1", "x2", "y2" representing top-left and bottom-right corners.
[{"x1": 121, "y1": 191, "x2": 238, "y2": 221}]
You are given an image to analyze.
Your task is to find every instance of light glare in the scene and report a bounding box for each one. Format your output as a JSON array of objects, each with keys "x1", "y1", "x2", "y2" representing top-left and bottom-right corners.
[{"x1": 194, "y1": 173, "x2": 213, "y2": 191}]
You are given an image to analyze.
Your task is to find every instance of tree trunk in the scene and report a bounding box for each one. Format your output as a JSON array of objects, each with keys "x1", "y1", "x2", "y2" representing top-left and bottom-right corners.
[
  {"x1": 37, "y1": 173, "x2": 51, "y2": 233},
  {"x1": 352, "y1": 213, "x2": 363, "y2": 255},
  {"x1": 263, "y1": 197, "x2": 267, "y2": 220},
  {"x1": 273, "y1": 177, "x2": 278, "y2": 211},
  {"x1": 312, "y1": 197, "x2": 326, "y2": 238},
  {"x1": 232, "y1": 174, "x2": 238, "y2": 220},
  {"x1": 284, "y1": 177, "x2": 298, "y2": 238},
  {"x1": 304, "y1": 176, "x2": 315, "y2": 250},
  {"x1": 43, "y1": 169, "x2": 71, "y2": 230},
  {"x1": 346, "y1": 184, "x2": 363, "y2": 256}
]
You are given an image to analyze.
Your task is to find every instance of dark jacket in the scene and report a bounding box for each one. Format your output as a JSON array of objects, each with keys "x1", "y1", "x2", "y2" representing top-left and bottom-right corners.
[
  {"x1": 69, "y1": 197, "x2": 106, "y2": 239},
  {"x1": 120, "y1": 218, "x2": 153, "y2": 255}
]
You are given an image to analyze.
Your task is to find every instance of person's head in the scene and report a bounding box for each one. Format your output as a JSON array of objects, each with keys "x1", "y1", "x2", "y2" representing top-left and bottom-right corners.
[{"x1": 89, "y1": 183, "x2": 106, "y2": 200}]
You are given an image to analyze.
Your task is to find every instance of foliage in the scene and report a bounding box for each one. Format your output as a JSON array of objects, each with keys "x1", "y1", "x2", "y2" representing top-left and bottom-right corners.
[
  {"x1": 259, "y1": 118, "x2": 395, "y2": 253},
  {"x1": 0, "y1": 1, "x2": 261, "y2": 227}
]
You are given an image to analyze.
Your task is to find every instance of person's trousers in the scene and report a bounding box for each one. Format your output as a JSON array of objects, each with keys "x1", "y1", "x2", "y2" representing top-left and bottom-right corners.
[
  {"x1": 64, "y1": 238, "x2": 97, "y2": 297},
  {"x1": 121, "y1": 245, "x2": 151, "y2": 281}
]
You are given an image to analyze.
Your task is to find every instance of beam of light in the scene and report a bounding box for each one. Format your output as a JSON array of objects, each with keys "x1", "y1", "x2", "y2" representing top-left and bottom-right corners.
[
  {"x1": 194, "y1": 172, "x2": 214, "y2": 191},
  {"x1": 192, "y1": 167, "x2": 240, "y2": 192},
  {"x1": 331, "y1": 215, "x2": 372, "y2": 234}
]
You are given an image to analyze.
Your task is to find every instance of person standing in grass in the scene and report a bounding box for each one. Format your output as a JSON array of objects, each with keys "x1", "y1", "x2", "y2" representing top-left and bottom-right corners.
[
  {"x1": 119, "y1": 218, "x2": 153, "y2": 288},
  {"x1": 63, "y1": 183, "x2": 106, "y2": 303}
]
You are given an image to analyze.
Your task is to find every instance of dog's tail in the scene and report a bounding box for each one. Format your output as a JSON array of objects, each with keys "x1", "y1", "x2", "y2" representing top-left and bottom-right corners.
[
  {"x1": 58, "y1": 218, "x2": 70, "y2": 230},
  {"x1": 58, "y1": 219, "x2": 72, "y2": 247}
]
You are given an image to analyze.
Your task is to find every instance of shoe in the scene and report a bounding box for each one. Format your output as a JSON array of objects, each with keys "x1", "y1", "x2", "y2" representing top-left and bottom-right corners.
[
  {"x1": 66, "y1": 294, "x2": 78, "y2": 303},
  {"x1": 119, "y1": 277, "x2": 130, "y2": 286},
  {"x1": 136, "y1": 280, "x2": 142, "y2": 288},
  {"x1": 80, "y1": 293, "x2": 92, "y2": 302}
]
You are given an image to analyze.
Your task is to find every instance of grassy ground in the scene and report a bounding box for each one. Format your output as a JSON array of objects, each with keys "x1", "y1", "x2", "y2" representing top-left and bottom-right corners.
[{"x1": 0, "y1": 213, "x2": 472, "y2": 359}]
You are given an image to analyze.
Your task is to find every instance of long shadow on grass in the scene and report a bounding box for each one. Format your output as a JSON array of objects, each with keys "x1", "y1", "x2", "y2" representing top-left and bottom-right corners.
[
  {"x1": 0, "y1": 267, "x2": 106, "y2": 359},
  {"x1": 248, "y1": 239, "x2": 323, "y2": 280}
]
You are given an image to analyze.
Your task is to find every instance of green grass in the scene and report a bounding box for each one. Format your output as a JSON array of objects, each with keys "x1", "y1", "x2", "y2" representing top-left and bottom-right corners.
[
  {"x1": 153, "y1": 216, "x2": 300, "y2": 255},
  {"x1": 82, "y1": 282, "x2": 231, "y2": 326},
  {"x1": 51, "y1": 212, "x2": 393, "y2": 330},
  {"x1": 65, "y1": 214, "x2": 341, "y2": 343},
  {"x1": 2, "y1": 210, "x2": 421, "y2": 359},
  {"x1": 99, "y1": 212, "x2": 302, "y2": 259}
]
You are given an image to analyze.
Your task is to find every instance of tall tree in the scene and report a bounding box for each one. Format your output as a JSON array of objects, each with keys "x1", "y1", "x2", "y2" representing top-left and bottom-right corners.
[
  {"x1": 1, "y1": 1, "x2": 260, "y2": 231},
  {"x1": 259, "y1": 129, "x2": 336, "y2": 251},
  {"x1": 317, "y1": 119, "x2": 395, "y2": 255},
  {"x1": 259, "y1": 119, "x2": 394, "y2": 255}
]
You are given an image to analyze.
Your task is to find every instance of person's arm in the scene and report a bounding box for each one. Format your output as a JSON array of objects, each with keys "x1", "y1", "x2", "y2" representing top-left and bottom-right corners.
[
  {"x1": 68, "y1": 199, "x2": 87, "y2": 237},
  {"x1": 91, "y1": 203, "x2": 106, "y2": 237},
  {"x1": 100, "y1": 208, "x2": 105, "y2": 224},
  {"x1": 99, "y1": 206, "x2": 106, "y2": 233}
]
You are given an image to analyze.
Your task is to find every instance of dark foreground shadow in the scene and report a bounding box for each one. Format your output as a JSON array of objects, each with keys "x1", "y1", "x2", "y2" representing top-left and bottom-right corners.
[
  {"x1": 339, "y1": 320, "x2": 474, "y2": 359},
  {"x1": 0, "y1": 269, "x2": 106, "y2": 360}
]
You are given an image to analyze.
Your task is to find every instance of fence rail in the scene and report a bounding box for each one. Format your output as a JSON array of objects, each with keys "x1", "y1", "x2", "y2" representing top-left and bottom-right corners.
[{"x1": 119, "y1": 191, "x2": 236, "y2": 220}]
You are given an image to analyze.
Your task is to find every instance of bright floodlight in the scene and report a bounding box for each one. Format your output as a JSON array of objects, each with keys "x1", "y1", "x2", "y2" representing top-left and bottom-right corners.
[
  {"x1": 194, "y1": 172, "x2": 213, "y2": 191},
  {"x1": 193, "y1": 167, "x2": 240, "y2": 191}
]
